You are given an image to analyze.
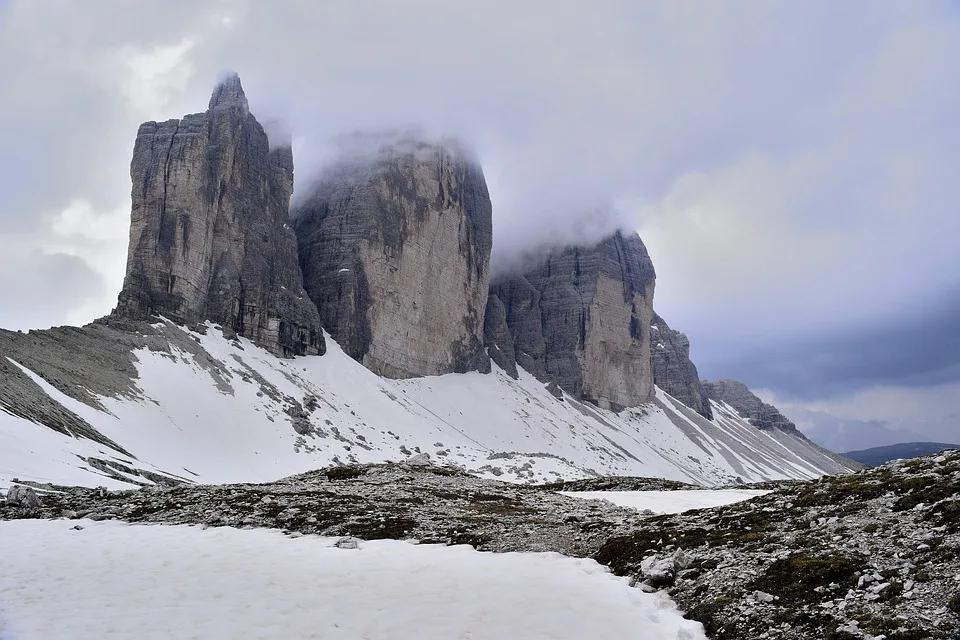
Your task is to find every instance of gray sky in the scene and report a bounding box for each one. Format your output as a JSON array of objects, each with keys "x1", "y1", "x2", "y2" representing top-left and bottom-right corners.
[{"x1": 1, "y1": 1, "x2": 958, "y2": 446}]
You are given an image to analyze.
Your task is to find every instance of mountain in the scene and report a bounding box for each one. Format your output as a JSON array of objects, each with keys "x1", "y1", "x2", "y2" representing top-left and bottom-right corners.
[
  {"x1": 291, "y1": 132, "x2": 492, "y2": 378},
  {"x1": 842, "y1": 441, "x2": 960, "y2": 467},
  {"x1": 114, "y1": 73, "x2": 323, "y2": 358},
  {"x1": 0, "y1": 75, "x2": 861, "y2": 493},
  {"x1": 493, "y1": 231, "x2": 656, "y2": 411}
]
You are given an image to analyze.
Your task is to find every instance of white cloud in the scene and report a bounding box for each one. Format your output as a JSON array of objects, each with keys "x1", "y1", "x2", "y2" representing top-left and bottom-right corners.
[
  {"x1": 119, "y1": 39, "x2": 197, "y2": 118},
  {"x1": 761, "y1": 383, "x2": 960, "y2": 448}
]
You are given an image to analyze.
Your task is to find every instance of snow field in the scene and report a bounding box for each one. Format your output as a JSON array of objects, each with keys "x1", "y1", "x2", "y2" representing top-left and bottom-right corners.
[
  {"x1": 2, "y1": 320, "x2": 851, "y2": 492},
  {"x1": 559, "y1": 489, "x2": 771, "y2": 514},
  {"x1": 0, "y1": 519, "x2": 706, "y2": 640}
]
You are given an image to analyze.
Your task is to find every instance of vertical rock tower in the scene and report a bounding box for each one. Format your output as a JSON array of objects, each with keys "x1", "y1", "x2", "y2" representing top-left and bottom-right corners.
[
  {"x1": 650, "y1": 312, "x2": 713, "y2": 418},
  {"x1": 494, "y1": 231, "x2": 657, "y2": 410},
  {"x1": 292, "y1": 132, "x2": 493, "y2": 378},
  {"x1": 113, "y1": 74, "x2": 324, "y2": 357}
]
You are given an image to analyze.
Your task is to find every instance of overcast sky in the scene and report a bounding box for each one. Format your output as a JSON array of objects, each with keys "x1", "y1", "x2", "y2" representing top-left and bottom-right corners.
[{"x1": 1, "y1": 1, "x2": 958, "y2": 447}]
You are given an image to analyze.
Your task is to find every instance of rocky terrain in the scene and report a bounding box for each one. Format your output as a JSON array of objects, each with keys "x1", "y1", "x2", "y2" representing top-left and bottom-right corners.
[
  {"x1": 291, "y1": 132, "x2": 493, "y2": 378},
  {"x1": 0, "y1": 458, "x2": 641, "y2": 558},
  {"x1": 599, "y1": 448, "x2": 960, "y2": 639},
  {"x1": 493, "y1": 231, "x2": 657, "y2": 410},
  {"x1": 114, "y1": 73, "x2": 324, "y2": 357},
  {"x1": 3, "y1": 450, "x2": 957, "y2": 639}
]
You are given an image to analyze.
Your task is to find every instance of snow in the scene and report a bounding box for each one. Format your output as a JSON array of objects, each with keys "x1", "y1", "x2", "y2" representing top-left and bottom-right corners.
[
  {"x1": 1, "y1": 320, "x2": 853, "y2": 492},
  {"x1": 559, "y1": 489, "x2": 771, "y2": 514},
  {"x1": 0, "y1": 519, "x2": 706, "y2": 640}
]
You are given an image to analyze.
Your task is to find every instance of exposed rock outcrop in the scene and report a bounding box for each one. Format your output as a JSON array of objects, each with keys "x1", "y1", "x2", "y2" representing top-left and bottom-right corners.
[
  {"x1": 483, "y1": 294, "x2": 518, "y2": 379},
  {"x1": 703, "y1": 379, "x2": 800, "y2": 434},
  {"x1": 651, "y1": 313, "x2": 713, "y2": 419},
  {"x1": 5, "y1": 484, "x2": 41, "y2": 509},
  {"x1": 493, "y1": 231, "x2": 656, "y2": 410},
  {"x1": 113, "y1": 73, "x2": 324, "y2": 357},
  {"x1": 292, "y1": 132, "x2": 493, "y2": 378}
]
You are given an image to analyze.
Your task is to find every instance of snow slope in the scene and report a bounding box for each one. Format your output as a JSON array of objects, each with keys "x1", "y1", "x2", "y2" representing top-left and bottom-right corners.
[
  {"x1": 560, "y1": 489, "x2": 771, "y2": 514},
  {"x1": 0, "y1": 320, "x2": 856, "y2": 491},
  {"x1": 0, "y1": 519, "x2": 706, "y2": 640}
]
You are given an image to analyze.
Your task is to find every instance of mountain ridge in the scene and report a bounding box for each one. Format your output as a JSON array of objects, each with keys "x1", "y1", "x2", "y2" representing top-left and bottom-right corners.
[
  {"x1": 0, "y1": 74, "x2": 860, "y2": 491},
  {"x1": 842, "y1": 441, "x2": 960, "y2": 467}
]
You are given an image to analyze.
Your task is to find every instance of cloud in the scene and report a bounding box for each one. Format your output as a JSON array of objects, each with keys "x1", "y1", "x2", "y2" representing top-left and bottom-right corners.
[
  {"x1": 0, "y1": 243, "x2": 105, "y2": 330},
  {"x1": 698, "y1": 289, "x2": 960, "y2": 402},
  {"x1": 761, "y1": 382, "x2": 960, "y2": 449},
  {"x1": 780, "y1": 407, "x2": 925, "y2": 453}
]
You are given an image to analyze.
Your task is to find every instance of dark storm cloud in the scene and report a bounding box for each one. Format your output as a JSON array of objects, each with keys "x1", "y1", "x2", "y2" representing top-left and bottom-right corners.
[{"x1": 699, "y1": 289, "x2": 960, "y2": 401}]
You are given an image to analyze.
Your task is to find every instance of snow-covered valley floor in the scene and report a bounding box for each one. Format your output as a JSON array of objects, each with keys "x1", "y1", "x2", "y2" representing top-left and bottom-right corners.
[
  {"x1": 0, "y1": 519, "x2": 706, "y2": 640},
  {"x1": 560, "y1": 489, "x2": 771, "y2": 514}
]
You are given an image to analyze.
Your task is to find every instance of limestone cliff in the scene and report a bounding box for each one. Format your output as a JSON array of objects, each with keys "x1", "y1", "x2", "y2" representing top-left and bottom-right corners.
[
  {"x1": 494, "y1": 231, "x2": 656, "y2": 410},
  {"x1": 703, "y1": 379, "x2": 801, "y2": 434},
  {"x1": 651, "y1": 313, "x2": 713, "y2": 419},
  {"x1": 113, "y1": 74, "x2": 323, "y2": 357},
  {"x1": 291, "y1": 132, "x2": 493, "y2": 378},
  {"x1": 483, "y1": 293, "x2": 518, "y2": 379}
]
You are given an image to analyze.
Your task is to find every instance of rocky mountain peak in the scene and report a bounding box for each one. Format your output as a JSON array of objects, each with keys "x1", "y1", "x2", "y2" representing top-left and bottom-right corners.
[
  {"x1": 113, "y1": 75, "x2": 323, "y2": 357},
  {"x1": 291, "y1": 131, "x2": 493, "y2": 378},
  {"x1": 207, "y1": 72, "x2": 249, "y2": 113},
  {"x1": 492, "y1": 230, "x2": 657, "y2": 410}
]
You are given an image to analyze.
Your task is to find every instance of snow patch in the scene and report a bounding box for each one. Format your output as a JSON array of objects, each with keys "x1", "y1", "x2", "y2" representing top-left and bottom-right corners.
[
  {"x1": 559, "y1": 489, "x2": 771, "y2": 514},
  {"x1": 0, "y1": 519, "x2": 706, "y2": 639}
]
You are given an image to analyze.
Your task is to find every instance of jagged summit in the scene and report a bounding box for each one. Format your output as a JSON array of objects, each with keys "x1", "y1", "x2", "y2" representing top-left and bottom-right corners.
[
  {"x1": 208, "y1": 71, "x2": 249, "y2": 113},
  {"x1": 291, "y1": 132, "x2": 493, "y2": 378},
  {"x1": 113, "y1": 75, "x2": 323, "y2": 357},
  {"x1": 492, "y1": 230, "x2": 657, "y2": 410}
]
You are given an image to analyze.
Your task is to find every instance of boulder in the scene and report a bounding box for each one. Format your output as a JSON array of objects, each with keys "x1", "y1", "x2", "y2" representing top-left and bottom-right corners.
[{"x1": 6, "y1": 484, "x2": 41, "y2": 509}]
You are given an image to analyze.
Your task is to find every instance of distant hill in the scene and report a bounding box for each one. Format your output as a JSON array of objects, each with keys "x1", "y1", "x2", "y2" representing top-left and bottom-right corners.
[{"x1": 842, "y1": 442, "x2": 959, "y2": 467}]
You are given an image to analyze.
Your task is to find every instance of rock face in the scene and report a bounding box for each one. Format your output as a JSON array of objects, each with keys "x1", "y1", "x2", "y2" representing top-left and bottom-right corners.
[
  {"x1": 113, "y1": 74, "x2": 324, "y2": 357},
  {"x1": 493, "y1": 231, "x2": 656, "y2": 410},
  {"x1": 650, "y1": 313, "x2": 713, "y2": 419},
  {"x1": 703, "y1": 379, "x2": 800, "y2": 434},
  {"x1": 292, "y1": 133, "x2": 493, "y2": 378},
  {"x1": 483, "y1": 294, "x2": 518, "y2": 379}
]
